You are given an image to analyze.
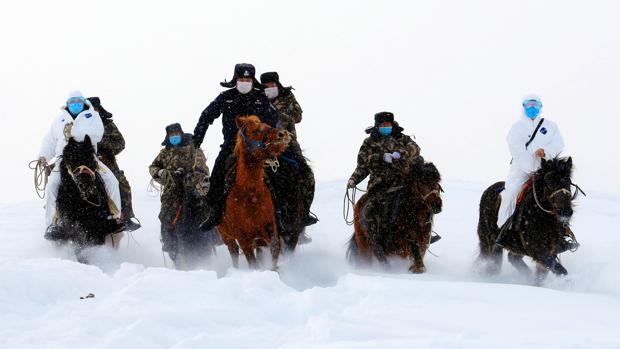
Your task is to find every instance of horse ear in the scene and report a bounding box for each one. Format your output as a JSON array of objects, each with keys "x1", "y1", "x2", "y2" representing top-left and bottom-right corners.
[
  {"x1": 235, "y1": 116, "x2": 246, "y2": 129},
  {"x1": 84, "y1": 135, "x2": 93, "y2": 148},
  {"x1": 67, "y1": 137, "x2": 76, "y2": 145},
  {"x1": 567, "y1": 156, "x2": 573, "y2": 167},
  {"x1": 541, "y1": 158, "x2": 547, "y2": 168}
]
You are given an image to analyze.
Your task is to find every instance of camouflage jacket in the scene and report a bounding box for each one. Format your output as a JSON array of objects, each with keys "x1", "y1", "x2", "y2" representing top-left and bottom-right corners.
[
  {"x1": 149, "y1": 135, "x2": 210, "y2": 196},
  {"x1": 97, "y1": 119, "x2": 125, "y2": 166},
  {"x1": 271, "y1": 91, "x2": 303, "y2": 137},
  {"x1": 349, "y1": 132, "x2": 421, "y2": 193}
]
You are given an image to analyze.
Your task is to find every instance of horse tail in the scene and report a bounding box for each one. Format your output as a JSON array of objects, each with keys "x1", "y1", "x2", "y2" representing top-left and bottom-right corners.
[
  {"x1": 476, "y1": 181, "x2": 505, "y2": 274},
  {"x1": 346, "y1": 232, "x2": 360, "y2": 265}
]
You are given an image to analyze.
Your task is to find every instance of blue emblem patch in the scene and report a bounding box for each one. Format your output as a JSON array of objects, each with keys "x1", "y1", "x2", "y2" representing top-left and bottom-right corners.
[
  {"x1": 540, "y1": 127, "x2": 547, "y2": 135},
  {"x1": 85, "y1": 113, "x2": 92, "y2": 118}
]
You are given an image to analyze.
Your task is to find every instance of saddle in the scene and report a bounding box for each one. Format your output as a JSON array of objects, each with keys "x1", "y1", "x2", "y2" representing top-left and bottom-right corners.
[{"x1": 516, "y1": 177, "x2": 534, "y2": 206}]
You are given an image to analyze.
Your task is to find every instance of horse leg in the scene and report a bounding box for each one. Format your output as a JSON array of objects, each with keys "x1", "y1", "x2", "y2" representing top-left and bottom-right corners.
[
  {"x1": 221, "y1": 236, "x2": 240, "y2": 268},
  {"x1": 408, "y1": 232, "x2": 429, "y2": 274},
  {"x1": 534, "y1": 262, "x2": 549, "y2": 286},
  {"x1": 239, "y1": 240, "x2": 258, "y2": 269},
  {"x1": 268, "y1": 222, "x2": 281, "y2": 272},
  {"x1": 507, "y1": 252, "x2": 532, "y2": 277}
]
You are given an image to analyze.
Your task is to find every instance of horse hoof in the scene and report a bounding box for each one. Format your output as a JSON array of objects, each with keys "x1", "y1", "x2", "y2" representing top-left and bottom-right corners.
[
  {"x1": 409, "y1": 265, "x2": 426, "y2": 274},
  {"x1": 272, "y1": 266, "x2": 280, "y2": 273}
]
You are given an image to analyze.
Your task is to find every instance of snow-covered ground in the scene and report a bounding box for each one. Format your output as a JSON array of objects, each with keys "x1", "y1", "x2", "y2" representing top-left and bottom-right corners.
[{"x1": 1, "y1": 180, "x2": 619, "y2": 349}]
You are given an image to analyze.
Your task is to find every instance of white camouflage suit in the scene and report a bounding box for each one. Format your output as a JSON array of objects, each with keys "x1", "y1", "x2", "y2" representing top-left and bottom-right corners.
[
  {"x1": 39, "y1": 93, "x2": 121, "y2": 226},
  {"x1": 497, "y1": 110, "x2": 565, "y2": 227}
]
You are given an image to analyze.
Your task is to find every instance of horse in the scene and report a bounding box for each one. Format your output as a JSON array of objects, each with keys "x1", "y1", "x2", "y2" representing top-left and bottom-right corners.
[
  {"x1": 159, "y1": 170, "x2": 215, "y2": 270},
  {"x1": 217, "y1": 115, "x2": 291, "y2": 270},
  {"x1": 55, "y1": 136, "x2": 124, "y2": 263},
  {"x1": 269, "y1": 150, "x2": 314, "y2": 252},
  {"x1": 477, "y1": 157, "x2": 581, "y2": 283},
  {"x1": 347, "y1": 161, "x2": 443, "y2": 273}
]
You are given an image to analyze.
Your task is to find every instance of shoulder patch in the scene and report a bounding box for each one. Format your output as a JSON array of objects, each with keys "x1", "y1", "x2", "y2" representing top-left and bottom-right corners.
[
  {"x1": 540, "y1": 127, "x2": 547, "y2": 135},
  {"x1": 84, "y1": 113, "x2": 92, "y2": 119}
]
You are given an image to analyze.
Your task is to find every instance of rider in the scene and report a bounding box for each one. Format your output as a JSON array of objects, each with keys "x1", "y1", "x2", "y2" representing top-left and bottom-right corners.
[
  {"x1": 347, "y1": 112, "x2": 423, "y2": 261},
  {"x1": 260, "y1": 71, "x2": 318, "y2": 230},
  {"x1": 496, "y1": 95, "x2": 566, "y2": 248},
  {"x1": 193, "y1": 63, "x2": 279, "y2": 232},
  {"x1": 150, "y1": 123, "x2": 210, "y2": 254},
  {"x1": 88, "y1": 97, "x2": 141, "y2": 232},
  {"x1": 38, "y1": 91, "x2": 123, "y2": 240}
]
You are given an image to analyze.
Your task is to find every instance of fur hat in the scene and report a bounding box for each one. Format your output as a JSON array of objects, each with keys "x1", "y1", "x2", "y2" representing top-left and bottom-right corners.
[
  {"x1": 374, "y1": 111, "x2": 395, "y2": 125},
  {"x1": 87, "y1": 97, "x2": 113, "y2": 119},
  {"x1": 260, "y1": 71, "x2": 293, "y2": 92},
  {"x1": 220, "y1": 63, "x2": 260, "y2": 88}
]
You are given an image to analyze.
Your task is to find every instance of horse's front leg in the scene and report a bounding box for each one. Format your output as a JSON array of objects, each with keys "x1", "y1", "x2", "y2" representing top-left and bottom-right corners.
[
  {"x1": 267, "y1": 222, "x2": 281, "y2": 272},
  {"x1": 408, "y1": 229, "x2": 429, "y2": 274},
  {"x1": 221, "y1": 235, "x2": 240, "y2": 268},
  {"x1": 534, "y1": 262, "x2": 549, "y2": 286},
  {"x1": 507, "y1": 252, "x2": 532, "y2": 277}
]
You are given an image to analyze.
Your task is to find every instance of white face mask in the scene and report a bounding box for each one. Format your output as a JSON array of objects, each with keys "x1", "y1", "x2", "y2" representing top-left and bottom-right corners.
[
  {"x1": 264, "y1": 86, "x2": 279, "y2": 100},
  {"x1": 236, "y1": 81, "x2": 253, "y2": 94}
]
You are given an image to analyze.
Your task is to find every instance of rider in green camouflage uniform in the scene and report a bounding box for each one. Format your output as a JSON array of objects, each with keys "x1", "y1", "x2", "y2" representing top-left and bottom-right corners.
[
  {"x1": 88, "y1": 97, "x2": 141, "y2": 232},
  {"x1": 260, "y1": 72, "x2": 318, "y2": 232},
  {"x1": 348, "y1": 112, "x2": 423, "y2": 262},
  {"x1": 149, "y1": 123, "x2": 210, "y2": 254}
]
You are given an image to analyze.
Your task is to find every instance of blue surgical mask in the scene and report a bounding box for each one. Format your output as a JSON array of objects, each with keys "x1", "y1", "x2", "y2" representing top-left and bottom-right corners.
[
  {"x1": 67, "y1": 102, "x2": 85, "y2": 116},
  {"x1": 169, "y1": 135, "x2": 182, "y2": 145},
  {"x1": 524, "y1": 106, "x2": 541, "y2": 119},
  {"x1": 379, "y1": 127, "x2": 393, "y2": 136}
]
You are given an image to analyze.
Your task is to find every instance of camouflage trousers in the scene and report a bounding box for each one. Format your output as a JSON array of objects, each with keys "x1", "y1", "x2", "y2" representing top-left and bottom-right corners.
[
  {"x1": 280, "y1": 140, "x2": 315, "y2": 215},
  {"x1": 365, "y1": 188, "x2": 402, "y2": 256},
  {"x1": 102, "y1": 159, "x2": 135, "y2": 219}
]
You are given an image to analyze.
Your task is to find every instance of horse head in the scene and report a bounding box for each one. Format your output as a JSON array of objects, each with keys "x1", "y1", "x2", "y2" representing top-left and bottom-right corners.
[
  {"x1": 62, "y1": 135, "x2": 100, "y2": 202},
  {"x1": 411, "y1": 161, "x2": 443, "y2": 214},
  {"x1": 235, "y1": 115, "x2": 291, "y2": 159},
  {"x1": 537, "y1": 157, "x2": 574, "y2": 222}
]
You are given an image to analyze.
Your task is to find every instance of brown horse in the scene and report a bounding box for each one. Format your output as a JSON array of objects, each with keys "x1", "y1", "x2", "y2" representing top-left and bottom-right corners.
[
  {"x1": 347, "y1": 162, "x2": 443, "y2": 273},
  {"x1": 217, "y1": 115, "x2": 291, "y2": 270}
]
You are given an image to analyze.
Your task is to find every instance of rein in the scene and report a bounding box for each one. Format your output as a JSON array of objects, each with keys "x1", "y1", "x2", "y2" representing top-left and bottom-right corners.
[
  {"x1": 532, "y1": 173, "x2": 586, "y2": 215},
  {"x1": 65, "y1": 163, "x2": 102, "y2": 207},
  {"x1": 29, "y1": 160, "x2": 49, "y2": 199},
  {"x1": 343, "y1": 185, "x2": 367, "y2": 226}
]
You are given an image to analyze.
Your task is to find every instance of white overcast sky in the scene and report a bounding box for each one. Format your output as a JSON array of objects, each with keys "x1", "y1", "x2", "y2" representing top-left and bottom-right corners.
[{"x1": 1, "y1": 0, "x2": 619, "y2": 203}]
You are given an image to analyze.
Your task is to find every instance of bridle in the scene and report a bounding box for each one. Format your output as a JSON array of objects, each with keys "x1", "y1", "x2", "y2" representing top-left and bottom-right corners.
[
  {"x1": 422, "y1": 183, "x2": 444, "y2": 201},
  {"x1": 532, "y1": 173, "x2": 586, "y2": 214},
  {"x1": 239, "y1": 125, "x2": 288, "y2": 172},
  {"x1": 66, "y1": 162, "x2": 102, "y2": 207}
]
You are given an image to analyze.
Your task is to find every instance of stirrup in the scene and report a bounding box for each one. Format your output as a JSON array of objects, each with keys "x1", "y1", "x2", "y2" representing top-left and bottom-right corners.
[{"x1": 430, "y1": 232, "x2": 442, "y2": 244}]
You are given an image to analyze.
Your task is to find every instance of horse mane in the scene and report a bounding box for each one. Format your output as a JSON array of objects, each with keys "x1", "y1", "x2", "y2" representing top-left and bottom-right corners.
[{"x1": 536, "y1": 156, "x2": 573, "y2": 179}]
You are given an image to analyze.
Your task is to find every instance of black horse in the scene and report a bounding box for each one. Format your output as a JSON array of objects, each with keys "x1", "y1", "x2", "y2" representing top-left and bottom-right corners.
[
  {"x1": 477, "y1": 157, "x2": 581, "y2": 283},
  {"x1": 56, "y1": 136, "x2": 124, "y2": 262},
  {"x1": 269, "y1": 153, "x2": 315, "y2": 252},
  {"x1": 160, "y1": 171, "x2": 216, "y2": 270}
]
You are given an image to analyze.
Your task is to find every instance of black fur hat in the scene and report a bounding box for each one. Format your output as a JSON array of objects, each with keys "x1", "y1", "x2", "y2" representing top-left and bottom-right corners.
[
  {"x1": 220, "y1": 63, "x2": 261, "y2": 88},
  {"x1": 162, "y1": 123, "x2": 185, "y2": 146},
  {"x1": 260, "y1": 72, "x2": 293, "y2": 92},
  {"x1": 165, "y1": 123, "x2": 183, "y2": 134},
  {"x1": 374, "y1": 111, "x2": 395, "y2": 125},
  {"x1": 87, "y1": 97, "x2": 113, "y2": 119}
]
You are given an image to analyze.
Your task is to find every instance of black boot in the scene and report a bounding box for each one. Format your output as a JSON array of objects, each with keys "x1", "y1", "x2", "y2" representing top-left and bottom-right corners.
[
  {"x1": 495, "y1": 221, "x2": 512, "y2": 248},
  {"x1": 44, "y1": 224, "x2": 68, "y2": 241},
  {"x1": 110, "y1": 219, "x2": 126, "y2": 235},
  {"x1": 302, "y1": 213, "x2": 319, "y2": 227},
  {"x1": 124, "y1": 217, "x2": 142, "y2": 232}
]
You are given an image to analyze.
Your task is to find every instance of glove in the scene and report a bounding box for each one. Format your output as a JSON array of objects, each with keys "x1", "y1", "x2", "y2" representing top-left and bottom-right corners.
[
  {"x1": 38, "y1": 156, "x2": 48, "y2": 167},
  {"x1": 383, "y1": 153, "x2": 393, "y2": 163},
  {"x1": 391, "y1": 152, "x2": 401, "y2": 160},
  {"x1": 347, "y1": 179, "x2": 356, "y2": 188}
]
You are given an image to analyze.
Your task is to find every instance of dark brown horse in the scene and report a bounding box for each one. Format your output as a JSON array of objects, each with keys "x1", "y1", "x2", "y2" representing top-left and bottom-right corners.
[
  {"x1": 347, "y1": 162, "x2": 443, "y2": 273},
  {"x1": 217, "y1": 116, "x2": 291, "y2": 270}
]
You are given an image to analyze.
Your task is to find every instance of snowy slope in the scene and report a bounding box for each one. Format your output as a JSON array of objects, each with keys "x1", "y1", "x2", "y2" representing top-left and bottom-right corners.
[{"x1": 1, "y1": 180, "x2": 620, "y2": 349}]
